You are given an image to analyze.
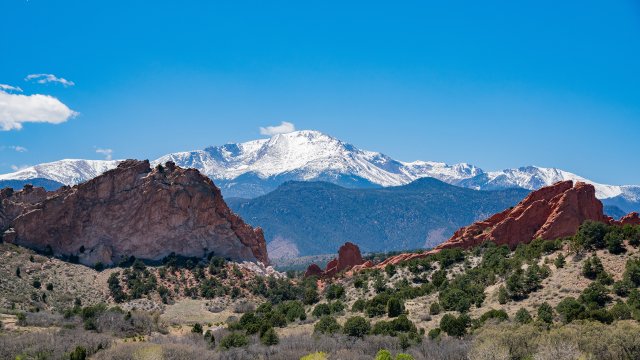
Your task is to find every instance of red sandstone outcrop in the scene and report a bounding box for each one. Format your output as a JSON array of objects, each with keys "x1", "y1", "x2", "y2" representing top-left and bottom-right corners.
[
  {"x1": 375, "y1": 181, "x2": 638, "y2": 268},
  {"x1": 305, "y1": 242, "x2": 366, "y2": 277},
  {"x1": 0, "y1": 160, "x2": 268, "y2": 266},
  {"x1": 304, "y1": 263, "x2": 324, "y2": 278},
  {"x1": 440, "y1": 181, "x2": 609, "y2": 250},
  {"x1": 619, "y1": 212, "x2": 640, "y2": 226}
]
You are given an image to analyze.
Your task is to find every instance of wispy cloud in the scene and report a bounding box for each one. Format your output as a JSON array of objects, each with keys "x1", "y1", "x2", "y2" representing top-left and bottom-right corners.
[
  {"x1": 10, "y1": 164, "x2": 30, "y2": 171},
  {"x1": 95, "y1": 148, "x2": 113, "y2": 160},
  {"x1": 0, "y1": 84, "x2": 23, "y2": 92},
  {"x1": 0, "y1": 88, "x2": 78, "y2": 131},
  {"x1": 259, "y1": 121, "x2": 296, "y2": 136},
  {"x1": 25, "y1": 73, "x2": 75, "y2": 87},
  {"x1": 0, "y1": 145, "x2": 28, "y2": 152},
  {"x1": 11, "y1": 146, "x2": 28, "y2": 152}
]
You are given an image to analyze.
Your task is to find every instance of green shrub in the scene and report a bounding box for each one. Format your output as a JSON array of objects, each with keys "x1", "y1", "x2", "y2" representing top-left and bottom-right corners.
[
  {"x1": 428, "y1": 328, "x2": 441, "y2": 339},
  {"x1": 431, "y1": 269, "x2": 447, "y2": 288},
  {"x1": 385, "y1": 264, "x2": 396, "y2": 277},
  {"x1": 325, "y1": 284, "x2": 345, "y2": 300},
  {"x1": 395, "y1": 354, "x2": 415, "y2": 360},
  {"x1": 204, "y1": 330, "x2": 215, "y2": 347},
  {"x1": 343, "y1": 316, "x2": 371, "y2": 337},
  {"x1": 314, "y1": 316, "x2": 341, "y2": 334},
  {"x1": 191, "y1": 322, "x2": 203, "y2": 334},
  {"x1": 439, "y1": 288, "x2": 471, "y2": 313},
  {"x1": 574, "y1": 221, "x2": 609, "y2": 250},
  {"x1": 371, "y1": 315, "x2": 417, "y2": 336},
  {"x1": 515, "y1": 308, "x2": 532, "y2": 324},
  {"x1": 312, "y1": 303, "x2": 331, "y2": 318},
  {"x1": 506, "y1": 266, "x2": 545, "y2": 301},
  {"x1": 611, "y1": 301, "x2": 632, "y2": 320},
  {"x1": 439, "y1": 313, "x2": 470, "y2": 337},
  {"x1": 478, "y1": 309, "x2": 508, "y2": 324},
  {"x1": 606, "y1": 230, "x2": 625, "y2": 254},
  {"x1": 387, "y1": 297, "x2": 404, "y2": 318},
  {"x1": 586, "y1": 308, "x2": 613, "y2": 324},
  {"x1": 329, "y1": 301, "x2": 345, "y2": 314},
  {"x1": 429, "y1": 302, "x2": 441, "y2": 315},
  {"x1": 556, "y1": 297, "x2": 585, "y2": 323},
  {"x1": 579, "y1": 281, "x2": 611, "y2": 308},
  {"x1": 303, "y1": 287, "x2": 319, "y2": 305},
  {"x1": 69, "y1": 346, "x2": 87, "y2": 360},
  {"x1": 375, "y1": 349, "x2": 393, "y2": 360},
  {"x1": 497, "y1": 286, "x2": 508, "y2": 304},
  {"x1": 624, "y1": 258, "x2": 640, "y2": 286},
  {"x1": 582, "y1": 255, "x2": 605, "y2": 280},
  {"x1": 537, "y1": 302, "x2": 554, "y2": 324},
  {"x1": 554, "y1": 254, "x2": 566, "y2": 268},
  {"x1": 352, "y1": 299, "x2": 366, "y2": 312},
  {"x1": 219, "y1": 332, "x2": 248, "y2": 349},
  {"x1": 260, "y1": 327, "x2": 279, "y2": 346},
  {"x1": 614, "y1": 279, "x2": 633, "y2": 297}
]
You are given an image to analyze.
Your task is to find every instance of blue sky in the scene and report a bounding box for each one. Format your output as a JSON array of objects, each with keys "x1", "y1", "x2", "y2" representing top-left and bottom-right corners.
[{"x1": 1, "y1": 1, "x2": 639, "y2": 184}]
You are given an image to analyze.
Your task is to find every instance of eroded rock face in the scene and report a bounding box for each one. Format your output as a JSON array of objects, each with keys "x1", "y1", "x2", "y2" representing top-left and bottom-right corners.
[
  {"x1": 619, "y1": 212, "x2": 640, "y2": 226},
  {"x1": 375, "y1": 181, "x2": 637, "y2": 268},
  {"x1": 305, "y1": 242, "x2": 365, "y2": 278},
  {"x1": 1, "y1": 160, "x2": 268, "y2": 266},
  {"x1": 441, "y1": 181, "x2": 608, "y2": 250},
  {"x1": 304, "y1": 263, "x2": 324, "y2": 278}
]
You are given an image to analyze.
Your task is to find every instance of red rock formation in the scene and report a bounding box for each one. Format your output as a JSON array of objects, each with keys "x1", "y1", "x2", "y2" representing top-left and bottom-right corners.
[
  {"x1": 440, "y1": 181, "x2": 609, "y2": 250},
  {"x1": 305, "y1": 242, "x2": 365, "y2": 278},
  {"x1": 619, "y1": 212, "x2": 640, "y2": 226},
  {"x1": 1, "y1": 160, "x2": 268, "y2": 266},
  {"x1": 304, "y1": 263, "x2": 324, "y2": 278},
  {"x1": 374, "y1": 181, "x2": 638, "y2": 268}
]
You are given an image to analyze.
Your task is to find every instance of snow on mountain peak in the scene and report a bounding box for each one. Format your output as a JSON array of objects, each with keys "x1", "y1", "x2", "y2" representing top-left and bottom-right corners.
[
  {"x1": 0, "y1": 159, "x2": 121, "y2": 186},
  {"x1": 0, "y1": 130, "x2": 637, "y2": 206},
  {"x1": 152, "y1": 130, "x2": 479, "y2": 187}
]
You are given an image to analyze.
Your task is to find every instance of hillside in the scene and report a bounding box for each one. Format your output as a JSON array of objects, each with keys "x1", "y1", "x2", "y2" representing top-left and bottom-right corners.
[
  {"x1": 227, "y1": 178, "x2": 530, "y2": 257},
  {"x1": 2, "y1": 221, "x2": 640, "y2": 359},
  {"x1": 1, "y1": 178, "x2": 639, "y2": 359}
]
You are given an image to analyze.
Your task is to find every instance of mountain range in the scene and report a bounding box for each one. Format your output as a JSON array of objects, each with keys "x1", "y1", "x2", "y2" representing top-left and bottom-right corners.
[
  {"x1": 0, "y1": 130, "x2": 638, "y2": 212},
  {"x1": 226, "y1": 179, "x2": 529, "y2": 257}
]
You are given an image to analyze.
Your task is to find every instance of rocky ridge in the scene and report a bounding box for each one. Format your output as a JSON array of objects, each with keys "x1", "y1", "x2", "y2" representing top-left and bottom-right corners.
[
  {"x1": 376, "y1": 181, "x2": 640, "y2": 267},
  {"x1": 0, "y1": 160, "x2": 268, "y2": 266}
]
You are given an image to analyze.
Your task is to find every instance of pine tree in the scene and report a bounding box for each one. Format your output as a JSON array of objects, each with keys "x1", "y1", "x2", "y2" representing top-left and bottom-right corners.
[{"x1": 260, "y1": 327, "x2": 279, "y2": 346}]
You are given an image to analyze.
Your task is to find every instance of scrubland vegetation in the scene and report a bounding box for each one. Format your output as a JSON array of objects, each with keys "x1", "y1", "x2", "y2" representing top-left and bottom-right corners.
[{"x1": 1, "y1": 221, "x2": 640, "y2": 359}]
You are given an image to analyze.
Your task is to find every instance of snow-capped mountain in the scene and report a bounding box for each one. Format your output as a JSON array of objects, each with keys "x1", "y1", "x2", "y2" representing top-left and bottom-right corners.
[
  {"x1": 459, "y1": 166, "x2": 631, "y2": 199},
  {"x1": 0, "y1": 159, "x2": 121, "y2": 186},
  {"x1": 0, "y1": 130, "x2": 637, "y2": 212},
  {"x1": 154, "y1": 130, "x2": 483, "y2": 190}
]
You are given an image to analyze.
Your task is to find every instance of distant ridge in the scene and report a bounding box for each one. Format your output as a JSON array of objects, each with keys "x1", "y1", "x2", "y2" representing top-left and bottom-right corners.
[{"x1": 226, "y1": 178, "x2": 530, "y2": 257}]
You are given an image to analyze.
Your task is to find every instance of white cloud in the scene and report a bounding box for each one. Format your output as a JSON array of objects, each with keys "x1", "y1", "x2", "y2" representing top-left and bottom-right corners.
[
  {"x1": 10, "y1": 164, "x2": 29, "y2": 171},
  {"x1": 0, "y1": 145, "x2": 28, "y2": 152},
  {"x1": 25, "y1": 74, "x2": 75, "y2": 87},
  {"x1": 259, "y1": 121, "x2": 296, "y2": 136},
  {"x1": 0, "y1": 89, "x2": 78, "y2": 131},
  {"x1": 96, "y1": 148, "x2": 113, "y2": 160},
  {"x1": 0, "y1": 84, "x2": 22, "y2": 92}
]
